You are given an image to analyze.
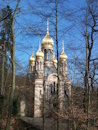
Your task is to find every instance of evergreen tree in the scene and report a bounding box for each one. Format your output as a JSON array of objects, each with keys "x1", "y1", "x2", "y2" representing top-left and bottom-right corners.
[
  {"x1": 0, "y1": 5, "x2": 13, "y2": 95},
  {"x1": 0, "y1": 5, "x2": 13, "y2": 57}
]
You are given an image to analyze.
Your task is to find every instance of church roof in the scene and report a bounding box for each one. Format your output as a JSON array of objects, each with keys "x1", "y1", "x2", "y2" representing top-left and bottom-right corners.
[
  {"x1": 36, "y1": 40, "x2": 44, "y2": 59},
  {"x1": 42, "y1": 20, "x2": 54, "y2": 47},
  {"x1": 59, "y1": 40, "x2": 67, "y2": 61},
  {"x1": 30, "y1": 45, "x2": 35, "y2": 62}
]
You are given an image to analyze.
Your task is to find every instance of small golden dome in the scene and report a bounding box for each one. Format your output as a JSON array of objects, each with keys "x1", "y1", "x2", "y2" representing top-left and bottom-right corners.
[
  {"x1": 59, "y1": 41, "x2": 67, "y2": 61},
  {"x1": 42, "y1": 20, "x2": 54, "y2": 47},
  {"x1": 30, "y1": 55, "x2": 35, "y2": 62},
  {"x1": 30, "y1": 45, "x2": 35, "y2": 62},
  {"x1": 59, "y1": 52, "x2": 67, "y2": 61},
  {"x1": 36, "y1": 40, "x2": 44, "y2": 59},
  {"x1": 53, "y1": 55, "x2": 57, "y2": 64}
]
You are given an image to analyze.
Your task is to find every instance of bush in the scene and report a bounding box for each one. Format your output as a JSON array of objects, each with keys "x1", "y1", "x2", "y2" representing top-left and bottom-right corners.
[
  {"x1": 12, "y1": 99, "x2": 18, "y2": 116},
  {"x1": 0, "y1": 95, "x2": 5, "y2": 117}
]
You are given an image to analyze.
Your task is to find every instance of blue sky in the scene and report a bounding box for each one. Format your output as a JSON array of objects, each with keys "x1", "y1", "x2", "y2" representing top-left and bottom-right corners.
[{"x1": 1, "y1": 0, "x2": 98, "y2": 84}]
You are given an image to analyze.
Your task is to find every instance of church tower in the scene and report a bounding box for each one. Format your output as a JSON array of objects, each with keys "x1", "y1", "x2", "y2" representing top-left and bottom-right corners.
[
  {"x1": 35, "y1": 40, "x2": 44, "y2": 75},
  {"x1": 29, "y1": 45, "x2": 35, "y2": 73},
  {"x1": 42, "y1": 20, "x2": 55, "y2": 68},
  {"x1": 59, "y1": 40, "x2": 67, "y2": 77},
  {"x1": 34, "y1": 40, "x2": 44, "y2": 117},
  {"x1": 59, "y1": 41, "x2": 68, "y2": 110}
]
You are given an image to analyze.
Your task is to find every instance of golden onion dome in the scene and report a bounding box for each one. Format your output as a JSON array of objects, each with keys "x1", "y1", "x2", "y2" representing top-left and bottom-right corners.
[
  {"x1": 59, "y1": 52, "x2": 67, "y2": 61},
  {"x1": 53, "y1": 54, "x2": 57, "y2": 64},
  {"x1": 30, "y1": 55, "x2": 35, "y2": 62},
  {"x1": 30, "y1": 45, "x2": 35, "y2": 62},
  {"x1": 42, "y1": 20, "x2": 54, "y2": 47},
  {"x1": 59, "y1": 41, "x2": 67, "y2": 61},
  {"x1": 36, "y1": 40, "x2": 44, "y2": 59}
]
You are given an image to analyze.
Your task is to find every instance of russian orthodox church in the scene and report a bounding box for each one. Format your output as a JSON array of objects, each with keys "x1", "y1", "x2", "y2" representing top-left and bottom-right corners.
[{"x1": 19, "y1": 21, "x2": 71, "y2": 117}]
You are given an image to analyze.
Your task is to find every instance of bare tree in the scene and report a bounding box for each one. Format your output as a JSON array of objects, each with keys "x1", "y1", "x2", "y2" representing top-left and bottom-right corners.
[{"x1": 6, "y1": 0, "x2": 20, "y2": 130}]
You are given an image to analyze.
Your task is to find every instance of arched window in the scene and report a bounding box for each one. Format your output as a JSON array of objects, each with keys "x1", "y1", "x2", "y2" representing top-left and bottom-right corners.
[
  {"x1": 61, "y1": 63, "x2": 63, "y2": 71},
  {"x1": 36, "y1": 61, "x2": 39, "y2": 70},
  {"x1": 54, "y1": 82, "x2": 55, "y2": 92},
  {"x1": 31, "y1": 65, "x2": 33, "y2": 71},
  {"x1": 48, "y1": 50, "x2": 51, "y2": 60},
  {"x1": 63, "y1": 63, "x2": 65, "y2": 71},
  {"x1": 44, "y1": 49, "x2": 47, "y2": 61},
  {"x1": 51, "y1": 84, "x2": 52, "y2": 94},
  {"x1": 40, "y1": 90, "x2": 41, "y2": 95},
  {"x1": 31, "y1": 66, "x2": 32, "y2": 72},
  {"x1": 40, "y1": 62, "x2": 42, "y2": 70},
  {"x1": 51, "y1": 52, "x2": 53, "y2": 60},
  {"x1": 57, "y1": 83, "x2": 58, "y2": 93}
]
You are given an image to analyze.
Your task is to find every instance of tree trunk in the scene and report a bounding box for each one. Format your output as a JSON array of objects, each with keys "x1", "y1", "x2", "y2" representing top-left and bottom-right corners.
[
  {"x1": 55, "y1": 1, "x2": 60, "y2": 130},
  {"x1": 6, "y1": 1, "x2": 20, "y2": 130},
  {"x1": 1, "y1": 44, "x2": 5, "y2": 95},
  {"x1": 43, "y1": 80, "x2": 45, "y2": 130}
]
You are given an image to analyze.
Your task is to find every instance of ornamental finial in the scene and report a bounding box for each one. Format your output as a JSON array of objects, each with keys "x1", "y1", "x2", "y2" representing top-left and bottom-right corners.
[
  {"x1": 39, "y1": 38, "x2": 41, "y2": 50},
  {"x1": 47, "y1": 20, "x2": 49, "y2": 35},
  {"x1": 62, "y1": 40, "x2": 64, "y2": 52},
  {"x1": 32, "y1": 44, "x2": 34, "y2": 55}
]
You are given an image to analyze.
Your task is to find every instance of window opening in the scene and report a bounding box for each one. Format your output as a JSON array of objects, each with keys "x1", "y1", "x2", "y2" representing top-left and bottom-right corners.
[
  {"x1": 48, "y1": 50, "x2": 51, "y2": 60},
  {"x1": 51, "y1": 84, "x2": 52, "y2": 94},
  {"x1": 44, "y1": 49, "x2": 47, "y2": 61},
  {"x1": 54, "y1": 82, "x2": 55, "y2": 92},
  {"x1": 40, "y1": 90, "x2": 41, "y2": 95},
  {"x1": 40, "y1": 62, "x2": 41, "y2": 70}
]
